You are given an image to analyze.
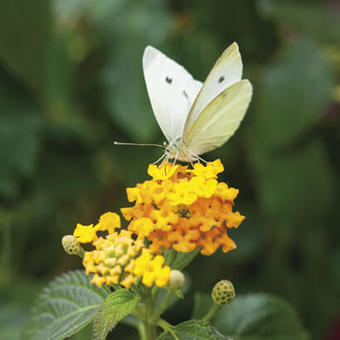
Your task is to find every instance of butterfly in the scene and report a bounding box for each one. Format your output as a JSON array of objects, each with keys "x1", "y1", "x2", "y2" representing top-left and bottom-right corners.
[{"x1": 116, "y1": 42, "x2": 252, "y2": 165}]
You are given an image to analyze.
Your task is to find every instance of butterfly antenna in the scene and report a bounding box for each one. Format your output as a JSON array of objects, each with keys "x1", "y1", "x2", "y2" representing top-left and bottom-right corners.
[{"x1": 114, "y1": 141, "x2": 168, "y2": 149}]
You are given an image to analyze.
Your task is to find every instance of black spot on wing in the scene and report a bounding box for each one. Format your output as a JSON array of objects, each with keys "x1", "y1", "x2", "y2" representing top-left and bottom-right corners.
[
  {"x1": 218, "y1": 75, "x2": 225, "y2": 83},
  {"x1": 182, "y1": 90, "x2": 189, "y2": 99},
  {"x1": 165, "y1": 76, "x2": 172, "y2": 84}
]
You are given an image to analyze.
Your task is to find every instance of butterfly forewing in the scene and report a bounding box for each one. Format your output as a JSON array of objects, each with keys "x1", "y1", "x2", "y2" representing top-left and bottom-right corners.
[
  {"x1": 183, "y1": 42, "x2": 243, "y2": 135},
  {"x1": 143, "y1": 46, "x2": 202, "y2": 143},
  {"x1": 184, "y1": 80, "x2": 252, "y2": 156}
]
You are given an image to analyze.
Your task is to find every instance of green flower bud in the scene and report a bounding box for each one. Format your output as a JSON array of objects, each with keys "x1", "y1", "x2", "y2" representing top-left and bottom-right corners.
[
  {"x1": 211, "y1": 280, "x2": 235, "y2": 305},
  {"x1": 62, "y1": 235, "x2": 81, "y2": 255},
  {"x1": 168, "y1": 270, "x2": 185, "y2": 290}
]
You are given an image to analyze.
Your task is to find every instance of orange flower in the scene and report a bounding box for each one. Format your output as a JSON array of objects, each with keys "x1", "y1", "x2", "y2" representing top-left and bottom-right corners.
[{"x1": 121, "y1": 159, "x2": 244, "y2": 256}]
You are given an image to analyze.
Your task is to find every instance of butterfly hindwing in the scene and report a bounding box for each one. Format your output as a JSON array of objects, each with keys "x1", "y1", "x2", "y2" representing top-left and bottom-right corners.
[
  {"x1": 184, "y1": 80, "x2": 252, "y2": 156},
  {"x1": 143, "y1": 46, "x2": 202, "y2": 143},
  {"x1": 183, "y1": 42, "x2": 243, "y2": 135}
]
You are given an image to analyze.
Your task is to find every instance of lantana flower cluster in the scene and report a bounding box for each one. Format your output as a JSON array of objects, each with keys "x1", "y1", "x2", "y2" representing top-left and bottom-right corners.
[
  {"x1": 73, "y1": 212, "x2": 170, "y2": 289},
  {"x1": 71, "y1": 160, "x2": 244, "y2": 289},
  {"x1": 122, "y1": 160, "x2": 244, "y2": 255}
]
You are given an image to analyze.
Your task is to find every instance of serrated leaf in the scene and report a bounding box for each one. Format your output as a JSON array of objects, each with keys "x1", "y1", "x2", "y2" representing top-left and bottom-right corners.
[
  {"x1": 157, "y1": 320, "x2": 229, "y2": 340},
  {"x1": 22, "y1": 270, "x2": 110, "y2": 340},
  {"x1": 214, "y1": 294, "x2": 308, "y2": 340},
  {"x1": 93, "y1": 289, "x2": 139, "y2": 340}
]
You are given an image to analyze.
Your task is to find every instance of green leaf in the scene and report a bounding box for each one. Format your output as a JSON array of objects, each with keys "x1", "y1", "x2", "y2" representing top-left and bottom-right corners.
[
  {"x1": 175, "y1": 289, "x2": 184, "y2": 300},
  {"x1": 254, "y1": 39, "x2": 332, "y2": 150},
  {"x1": 157, "y1": 320, "x2": 229, "y2": 340},
  {"x1": 170, "y1": 248, "x2": 200, "y2": 270},
  {"x1": 214, "y1": 294, "x2": 309, "y2": 340},
  {"x1": 0, "y1": 0, "x2": 51, "y2": 92},
  {"x1": 22, "y1": 270, "x2": 110, "y2": 340},
  {"x1": 93, "y1": 289, "x2": 139, "y2": 340}
]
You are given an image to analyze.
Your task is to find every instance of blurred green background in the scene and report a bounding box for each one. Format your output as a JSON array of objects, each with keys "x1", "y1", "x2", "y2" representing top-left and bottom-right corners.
[{"x1": 0, "y1": 0, "x2": 340, "y2": 339}]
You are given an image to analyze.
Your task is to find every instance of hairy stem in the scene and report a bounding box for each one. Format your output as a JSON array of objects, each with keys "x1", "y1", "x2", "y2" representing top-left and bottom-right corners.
[
  {"x1": 202, "y1": 303, "x2": 221, "y2": 322},
  {"x1": 157, "y1": 319, "x2": 179, "y2": 340},
  {"x1": 150, "y1": 290, "x2": 175, "y2": 323}
]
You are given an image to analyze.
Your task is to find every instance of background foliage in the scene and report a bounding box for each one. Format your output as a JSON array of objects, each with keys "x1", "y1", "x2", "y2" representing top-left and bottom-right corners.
[{"x1": 0, "y1": 0, "x2": 339, "y2": 339}]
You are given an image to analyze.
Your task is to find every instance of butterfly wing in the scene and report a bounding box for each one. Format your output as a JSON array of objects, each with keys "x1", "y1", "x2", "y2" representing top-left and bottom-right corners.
[
  {"x1": 183, "y1": 42, "x2": 243, "y2": 134},
  {"x1": 184, "y1": 80, "x2": 252, "y2": 156},
  {"x1": 143, "y1": 46, "x2": 202, "y2": 143}
]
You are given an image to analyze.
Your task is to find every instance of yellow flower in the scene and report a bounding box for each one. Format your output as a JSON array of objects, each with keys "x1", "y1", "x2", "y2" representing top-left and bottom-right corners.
[
  {"x1": 190, "y1": 159, "x2": 224, "y2": 179},
  {"x1": 131, "y1": 250, "x2": 171, "y2": 287},
  {"x1": 73, "y1": 212, "x2": 121, "y2": 244},
  {"x1": 74, "y1": 211, "x2": 172, "y2": 289},
  {"x1": 73, "y1": 223, "x2": 96, "y2": 243},
  {"x1": 168, "y1": 181, "x2": 197, "y2": 206},
  {"x1": 128, "y1": 217, "x2": 155, "y2": 239},
  {"x1": 127, "y1": 186, "x2": 143, "y2": 203},
  {"x1": 189, "y1": 177, "x2": 217, "y2": 198},
  {"x1": 148, "y1": 163, "x2": 179, "y2": 180},
  {"x1": 95, "y1": 212, "x2": 121, "y2": 234}
]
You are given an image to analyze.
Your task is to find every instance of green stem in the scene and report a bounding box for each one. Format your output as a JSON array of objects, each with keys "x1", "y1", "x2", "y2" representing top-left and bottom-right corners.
[
  {"x1": 150, "y1": 290, "x2": 175, "y2": 323},
  {"x1": 138, "y1": 320, "x2": 157, "y2": 340},
  {"x1": 157, "y1": 319, "x2": 179, "y2": 340},
  {"x1": 202, "y1": 303, "x2": 221, "y2": 322},
  {"x1": 139, "y1": 287, "x2": 158, "y2": 340}
]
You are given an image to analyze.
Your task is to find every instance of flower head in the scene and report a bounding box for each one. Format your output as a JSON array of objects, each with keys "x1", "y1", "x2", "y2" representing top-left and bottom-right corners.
[
  {"x1": 72, "y1": 212, "x2": 171, "y2": 289},
  {"x1": 121, "y1": 160, "x2": 244, "y2": 256}
]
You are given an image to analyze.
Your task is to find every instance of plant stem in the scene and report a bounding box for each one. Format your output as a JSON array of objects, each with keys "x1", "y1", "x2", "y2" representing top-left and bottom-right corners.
[
  {"x1": 202, "y1": 303, "x2": 221, "y2": 322},
  {"x1": 138, "y1": 320, "x2": 157, "y2": 340},
  {"x1": 157, "y1": 319, "x2": 179, "y2": 340},
  {"x1": 138, "y1": 286, "x2": 158, "y2": 340},
  {"x1": 150, "y1": 290, "x2": 175, "y2": 323}
]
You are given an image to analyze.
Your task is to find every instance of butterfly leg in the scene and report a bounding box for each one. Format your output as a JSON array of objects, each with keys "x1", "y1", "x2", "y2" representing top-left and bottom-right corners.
[
  {"x1": 159, "y1": 154, "x2": 170, "y2": 175},
  {"x1": 170, "y1": 150, "x2": 179, "y2": 170},
  {"x1": 190, "y1": 151, "x2": 207, "y2": 164},
  {"x1": 153, "y1": 152, "x2": 167, "y2": 165}
]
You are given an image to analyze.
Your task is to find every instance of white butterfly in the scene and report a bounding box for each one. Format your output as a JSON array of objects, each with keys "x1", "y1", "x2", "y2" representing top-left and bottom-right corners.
[{"x1": 117, "y1": 42, "x2": 252, "y2": 164}]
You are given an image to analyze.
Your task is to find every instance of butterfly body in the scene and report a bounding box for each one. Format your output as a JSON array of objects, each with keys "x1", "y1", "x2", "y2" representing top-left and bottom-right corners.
[
  {"x1": 165, "y1": 138, "x2": 195, "y2": 162},
  {"x1": 142, "y1": 43, "x2": 253, "y2": 163}
]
